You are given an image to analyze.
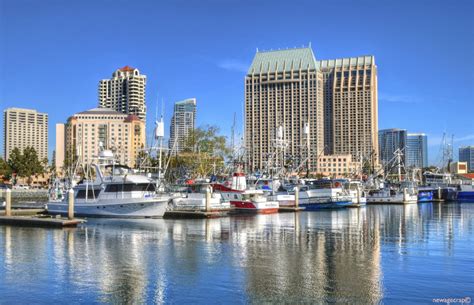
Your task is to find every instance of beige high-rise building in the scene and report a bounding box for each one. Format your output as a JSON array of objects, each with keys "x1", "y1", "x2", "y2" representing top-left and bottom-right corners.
[
  {"x1": 245, "y1": 47, "x2": 324, "y2": 171},
  {"x1": 56, "y1": 108, "x2": 145, "y2": 170},
  {"x1": 245, "y1": 47, "x2": 379, "y2": 173},
  {"x1": 3, "y1": 107, "x2": 48, "y2": 161},
  {"x1": 317, "y1": 56, "x2": 379, "y2": 164},
  {"x1": 55, "y1": 123, "x2": 65, "y2": 174},
  {"x1": 98, "y1": 66, "x2": 147, "y2": 122}
]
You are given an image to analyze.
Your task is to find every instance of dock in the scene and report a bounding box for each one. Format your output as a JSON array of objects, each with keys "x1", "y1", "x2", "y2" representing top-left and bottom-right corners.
[
  {"x1": 0, "y1": 208, "x2": 46, "y2": 216},
  {"x1": 0, "y1": 215, "x2": 85, "y2": 228},
  {"x1": 0, "y1": 189, "x2": 85, "y2": 228}
]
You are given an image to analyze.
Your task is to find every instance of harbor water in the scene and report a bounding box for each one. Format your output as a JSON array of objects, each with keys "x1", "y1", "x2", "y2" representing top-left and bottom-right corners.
[{"x1": 1, "y1": 202, "x2": 473, "y2": 304}]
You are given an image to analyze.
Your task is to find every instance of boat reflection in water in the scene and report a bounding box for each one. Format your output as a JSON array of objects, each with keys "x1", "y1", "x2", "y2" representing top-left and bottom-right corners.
[{"x1": 0, "y1": 202, "x2": 473, "y2": 303}]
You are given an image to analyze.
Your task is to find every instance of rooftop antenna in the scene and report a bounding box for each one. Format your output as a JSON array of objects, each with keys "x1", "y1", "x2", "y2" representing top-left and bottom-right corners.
[
  {"x1": 256, "y1": 47, "x2": 259, "y2": 52},
  {"x1": 309, "y1": 41, "x2": 312, "y2": 48}
]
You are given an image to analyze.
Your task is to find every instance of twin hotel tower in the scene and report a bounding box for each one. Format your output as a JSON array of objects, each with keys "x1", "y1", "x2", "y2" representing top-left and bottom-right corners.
[{"x1": 4, "y1": 46, "x2": 378, "y2": 176}]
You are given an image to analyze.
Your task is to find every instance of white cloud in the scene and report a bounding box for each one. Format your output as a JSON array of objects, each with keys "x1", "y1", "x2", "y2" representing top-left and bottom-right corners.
[
  {"x1": 217, "y1": 59, "x2": 248, "y2": 73},
  {"x1": 378, "y1": 93, "x2": 423, "y2": 104}
]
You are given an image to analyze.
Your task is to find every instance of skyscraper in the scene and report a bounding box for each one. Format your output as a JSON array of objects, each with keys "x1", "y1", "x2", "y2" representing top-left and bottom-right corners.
[
  {"x1": 317, "y1": 56, "x2": 379, "y2": 163},
  {"x1": 3, "y1": 108, "x2": 48, "y2": 161},
  {"x1": 459, "y1": 146, "x2": 474, "y2": 172},
  {"x1": 378, "y1": 128, "x2": 407, "y2": 167},
  {"x1": 406, "y1": 133, "x2": 428, "y2": 169},
  {"x1": 245, "y1": 47, "x2": 324, "y2": 171},
  {"x1": 169, "y1": 98, "x2": 196, "y2": 154},
  {"x1": 245, "y1": 46, "x2": 379, "y2": 172},
  {"x1": 98, "y1": 66, "x2": 147, "y2": 122}
]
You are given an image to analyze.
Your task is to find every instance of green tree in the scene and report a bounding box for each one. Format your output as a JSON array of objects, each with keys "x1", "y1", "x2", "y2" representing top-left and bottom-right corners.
[
  {"x1": 166, "y1": 125, "x2": 230, "y2": 180},
  {"x1": 184, "y1": 125, "x2": 230, "y2": 158},
  {"x1": 7, "y1": 147, "x2": 45, "y2": 185},
  {"x1": 0, "y1": 157, "x2": 12, "y2": 180}
]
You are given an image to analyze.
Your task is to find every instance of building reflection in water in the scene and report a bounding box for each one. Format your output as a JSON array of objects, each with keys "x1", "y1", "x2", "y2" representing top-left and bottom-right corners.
[{"x1": 0, "y1": 202, "x2": 472, "y2": 303}]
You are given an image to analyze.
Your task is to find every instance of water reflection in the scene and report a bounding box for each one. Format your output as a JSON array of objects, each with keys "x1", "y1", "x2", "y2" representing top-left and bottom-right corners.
[{"x1": 1, "y1": 203, "x2": 473, "y2": 303}]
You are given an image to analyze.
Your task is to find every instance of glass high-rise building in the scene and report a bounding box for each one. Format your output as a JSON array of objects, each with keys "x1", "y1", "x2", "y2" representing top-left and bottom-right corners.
[
  {"x1": 459, "y1": 146, "x2": 474, "y2": 172},
  {"x1": 406, "y1": 133, "x2": 428, "y2": 169},
  {"x1": 169, "y1": 98, "x2": 196, "y2": 154},
  {"x1": 378, "y1": 129, "x2": 407, "y2": 167}
]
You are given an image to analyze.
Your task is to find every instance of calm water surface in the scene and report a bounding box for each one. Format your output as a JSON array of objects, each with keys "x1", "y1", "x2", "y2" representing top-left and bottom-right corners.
[{"x1": 1, "y1": 202, "x2": 473, "y2": 304}]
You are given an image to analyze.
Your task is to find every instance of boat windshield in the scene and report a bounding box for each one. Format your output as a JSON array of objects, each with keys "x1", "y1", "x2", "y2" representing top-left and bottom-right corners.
[{"x1": 306, "y1": 180, "x2": 342, "y2": 189}]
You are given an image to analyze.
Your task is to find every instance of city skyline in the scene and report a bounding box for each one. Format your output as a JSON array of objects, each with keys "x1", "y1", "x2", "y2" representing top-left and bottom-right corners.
[{"x1": 1, "y1": 0, "x2": 473, "y2": 165}]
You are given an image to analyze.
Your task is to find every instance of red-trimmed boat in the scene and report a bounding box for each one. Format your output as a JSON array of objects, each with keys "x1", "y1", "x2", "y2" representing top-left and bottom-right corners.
[{"x1": 212, "y1": 173, "x2": 279, "y2": 214}]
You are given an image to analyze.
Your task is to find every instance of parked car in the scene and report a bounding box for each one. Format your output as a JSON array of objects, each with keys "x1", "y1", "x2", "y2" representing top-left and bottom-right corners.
[{"x1": 0, "y1": 184, "x2": 12, "y2": 190}]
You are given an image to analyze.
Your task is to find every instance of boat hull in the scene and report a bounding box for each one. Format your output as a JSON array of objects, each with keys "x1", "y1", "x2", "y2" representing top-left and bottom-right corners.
[
  {"x1": 366, "y1": 195, "x2": 418, "y2": 204},
  {"x1": 418, "y1": 191, "x2": 434, "y2": 202},
  {"x1": 230, "y1": 200, "x2": 279, "y2": 214},
  {"x1": 457, "y1": 191, "x2": 474, "y2": 202},
  {"x1": 299, "y1": 199, "x2": 352, "y2": 210},
  {"x1": 47, "y1": 197, "x2": 170, "y2": 218}
]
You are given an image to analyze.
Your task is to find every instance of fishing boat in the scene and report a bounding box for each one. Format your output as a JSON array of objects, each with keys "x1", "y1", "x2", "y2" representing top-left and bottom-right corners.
[
  {"x1": 170, "y1": 184, "x2": 232, "y2": 211},
  {"x1": 212, "y1": 173, "x2": 279, "y2": 213},
  {"x1": 417, "y1": 187, "x2": 435, "y2": 202},
  {"x1": 47, "y1": 150, "x2": 173, "y2": 218},
  {"x1": 335, "y1": 179, "x2": 367, "y2": 206},
  {"x1": 295, "y1": 179, "x2": 352, "y2": 210},
  {"x1": 457, "y1": 183, "x2": 474, "y2": 202},
  {"x1": 366, "y1": 182, "x2": 418, "y2": 204}
]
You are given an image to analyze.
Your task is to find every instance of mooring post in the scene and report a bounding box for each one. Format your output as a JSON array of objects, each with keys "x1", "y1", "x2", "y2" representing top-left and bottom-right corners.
[
  {"x1": 205, "y1": 185, "x2": 211, "y2": 212},
  {"x1": 403, "y1": 188, "x2": 408, "y2": 203},
  {"x1": 68, "y1": 189, "x2": 75, "y2": 220},
  {"x1": 294, "y1": 186, "x2": 299, "y2": 208},
  {"x1": 5, "y1": 188, "x2": 12, "y2": 216},
  {"x1": 437, "y1": 187, "x2": 442, "y2": 201}
]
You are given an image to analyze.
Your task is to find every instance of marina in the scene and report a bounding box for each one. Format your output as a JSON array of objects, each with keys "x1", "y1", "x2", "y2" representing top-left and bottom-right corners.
[{"x1": 0, "y1": 201, "x2": 472, "y2": 303}]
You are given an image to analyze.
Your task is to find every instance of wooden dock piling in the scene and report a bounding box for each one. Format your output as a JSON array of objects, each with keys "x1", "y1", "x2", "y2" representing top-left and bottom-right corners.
[
  {"x1": 68, "y1": 189, "x2": 74, "y2": 220},
  {"x1": 5, "y1": 189, "x2": 11, "y2": 217}
]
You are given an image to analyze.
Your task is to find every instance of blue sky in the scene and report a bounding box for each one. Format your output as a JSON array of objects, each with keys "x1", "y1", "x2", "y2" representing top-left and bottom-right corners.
[{"x1": 1, "y1": 0, "x2": 473, "y2": 165}]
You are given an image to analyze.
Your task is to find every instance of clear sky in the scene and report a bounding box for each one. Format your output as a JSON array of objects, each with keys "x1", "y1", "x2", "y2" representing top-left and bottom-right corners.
[{"x1": 1, "y1": 0, "x2": 473, "y2": 166}]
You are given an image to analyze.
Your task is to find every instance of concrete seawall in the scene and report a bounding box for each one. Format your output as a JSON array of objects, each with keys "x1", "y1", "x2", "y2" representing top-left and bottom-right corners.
[{"x1": 0, "y1": 189, "x2": 48, "y2": 204}]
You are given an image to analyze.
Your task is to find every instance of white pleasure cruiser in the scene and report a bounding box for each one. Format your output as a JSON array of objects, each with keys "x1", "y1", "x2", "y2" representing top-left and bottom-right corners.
[{"x1": 47, "y1": 150, "x2": 173, "y2": 218}]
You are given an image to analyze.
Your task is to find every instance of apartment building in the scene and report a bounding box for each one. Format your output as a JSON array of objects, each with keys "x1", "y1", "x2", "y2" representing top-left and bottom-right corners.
[{"x1": 3, "y1": 107, "x2": 48, "y2": 161}]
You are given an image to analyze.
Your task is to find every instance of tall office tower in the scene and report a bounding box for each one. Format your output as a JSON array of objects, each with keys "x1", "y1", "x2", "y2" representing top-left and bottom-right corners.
[
  {"x1": 406, "y1": 133, "x2": 428, "y2": 169},
  {"x1": 317, "y1": 56, "x2": 379, "y2": 163},
  {"x1": 459, "y1": 146, "x2": 474, "y2": 172},
  {"x1": 378, "y1": 128, "x2": 407, "y2": 167},
  {"x1": 3, "y1": 108, "x2": 48, "y2": 161},
  {"x1": 245, "y1": 47, "x2": 324, "y2": 171},
  {"x1": 169, "y1": 98, "x2": 196, "y2": 154},
  {"x1": 58, "y1": 108, "x2": 145, "y2": 169},
  {"x1": 98, "y1": 66, "x2": 147, "y2": 122}
]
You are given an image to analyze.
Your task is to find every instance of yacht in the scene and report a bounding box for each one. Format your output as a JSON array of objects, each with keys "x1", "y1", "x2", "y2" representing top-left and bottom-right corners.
[{"x1": 47, "y1": 150, "x2": 173, "y2": 218}]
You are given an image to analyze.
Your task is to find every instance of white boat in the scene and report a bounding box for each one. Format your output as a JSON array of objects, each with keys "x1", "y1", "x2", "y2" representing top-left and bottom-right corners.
[
  {"x1": 366, "y1": 183, "x2": 417, "y2": 204},
  {"x1": 171, "y1": 184, "x2": 232, "y2": 211},
  {"x1": 337, "y1": 179, "x2": 367, "y2": 206},
  {"x1": 213, "y1": 173, "x2": 279, "y2": 213},
  {"x1": 47, "y1": 150, "x2": 173, "y2": 218},
  {"x1": 295, "y1": 179, "x2": 353, "y2": 210}
]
